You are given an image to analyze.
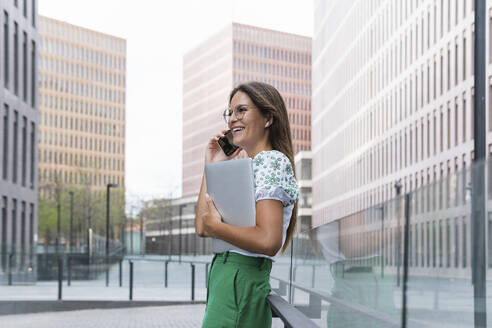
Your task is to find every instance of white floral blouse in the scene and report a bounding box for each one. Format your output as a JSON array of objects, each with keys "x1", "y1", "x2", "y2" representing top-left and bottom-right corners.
[{"x1": 230, "y1": 150, "x2": 299, "y2": 260}]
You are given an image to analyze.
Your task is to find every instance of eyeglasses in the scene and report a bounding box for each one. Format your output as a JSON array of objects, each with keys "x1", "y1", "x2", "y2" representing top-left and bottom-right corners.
[{"x1": 223, "y1": 105, "x2": 249, "y2": 124}]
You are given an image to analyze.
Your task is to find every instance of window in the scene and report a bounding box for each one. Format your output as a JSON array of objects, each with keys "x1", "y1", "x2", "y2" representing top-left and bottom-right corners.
[
  {"x1": 31, "y1": 40, "x2": 36, "y2": 107},
  {"x1": 21, "y1": 116, "x2": 26, "y2": 186},
  {"x1": 31, "y1": 0, "x2": 35, "y2": 27},
  {"x1": 23, "y1": 0, "x2": 27, "y2": 17},
  {"x1": 29, "y1": 203, "x2": 33, "y2": 253},
  {"x1": 447, "y1": 0, "x2": 451, "y2": 32},
  {"x1": 20, "y1": 201, "x2": 25, "y2": 266},
  {"x1": 455, "y1": 41, "x2": 459, "y2": 85},
  {"x1": 440, "y1": 109, "x2": 444, "y2": 151},
  {"x1": 4, "y1": 11, "x2": 9, "y2": 89},
  {"x1": 447, "y1": 46, "x2": 451, "y2": 90},
  {"x1": 440, "y1": 52, "x2": 444, "y2": 95},
  {"x1": 463, "y1": 35, "x2": 467, "y2": 79},
  {"x1": 1, "y1": 197, "x2": 7, "y2": 270},
  {"x1": 462, "y1": 93, "x2": 467, "y2": 143},
  {"x1": 447, "y1": 105, "x2": 451, "y2": 149},
  {"x1": 13, "y1": 110, "x2": 18, "y2": 183},
  {"x1": 454, "y1": 99, "x2": 458, "y2": 146},
  {"x1": 2, "y1": 105, "x2": 8, "y2": 180},
  {"x1": 11, "y1": 198, "x2": 17, "y2": 251},
  {"x1": 22, "y1": 31, "x2": 27, "y2": 101},
  {"x1": 14, "y1": 22, "x2": 18, "y2": 95}
]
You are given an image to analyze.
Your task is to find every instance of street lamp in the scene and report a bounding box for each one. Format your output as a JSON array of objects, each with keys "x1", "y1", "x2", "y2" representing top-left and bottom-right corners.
[
  {"x1": 106, "y1": 183, "x2": 118, "y2": 287},
  {"x1": 394, "y1": 180, "x2": 403, "y2": 287},
  {"x1": 55, "y1": 184, "x2": 61, "y2": 254},
  {"x1": 69, "y1": 191, "x2": 74, "y2": 253}
]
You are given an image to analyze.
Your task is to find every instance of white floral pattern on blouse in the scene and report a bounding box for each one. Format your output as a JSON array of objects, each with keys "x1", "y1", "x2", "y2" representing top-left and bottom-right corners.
[{"x1": 253, "y1": 150, "x2": 299, "y2": 206}]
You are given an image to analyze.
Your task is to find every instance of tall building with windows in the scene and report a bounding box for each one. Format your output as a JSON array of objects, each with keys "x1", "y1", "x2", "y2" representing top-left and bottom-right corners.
[
  {"x1": 0, "y1": 0, "x2": 40, "y2": 282},
  {"x1": 38, "y1": 16, "x2": 126, "y2": 192},
  {"x1": 312, "y1": 1, "x2": 484, "y2": 226},
  {"x1": 182, "y1": 22, "x2": 311, "y2": 197}
]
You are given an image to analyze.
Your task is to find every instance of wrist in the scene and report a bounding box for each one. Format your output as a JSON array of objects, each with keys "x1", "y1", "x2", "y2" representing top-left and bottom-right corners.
[{"x1": 210, "y1": 219, "x2": 223, "y2": 238}]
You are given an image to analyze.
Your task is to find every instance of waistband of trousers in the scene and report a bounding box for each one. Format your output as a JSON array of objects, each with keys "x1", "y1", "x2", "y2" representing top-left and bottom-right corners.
[{"x1": 214, "y1": 251, "x2": 272, "y2": 269}]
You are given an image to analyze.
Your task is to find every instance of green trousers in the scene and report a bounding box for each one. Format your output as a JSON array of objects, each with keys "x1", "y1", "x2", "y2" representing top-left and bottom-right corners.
[{"x1": 202, "y1": 251, "x2": 273, "y2": 328}]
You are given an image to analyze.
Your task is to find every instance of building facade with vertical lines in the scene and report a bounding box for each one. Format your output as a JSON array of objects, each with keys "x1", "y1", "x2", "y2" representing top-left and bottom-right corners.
[
  {"x1": 312, "y1": 0, "x2": 486, "y2": 228},
  {"x1": 0, "y1": 0, "x2": 40, "y2": 282},
  {"x1": 182, "y1": 22, "x2": 311, "y2": 197},
  {"x1": 37, "y1": 16, "x2": 126, "y2": 193}
]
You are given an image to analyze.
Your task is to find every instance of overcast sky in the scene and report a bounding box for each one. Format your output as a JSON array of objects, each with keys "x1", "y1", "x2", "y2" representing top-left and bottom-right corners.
[{"x1": 38, "y1": 0, "x2": 313, "y2": 210}]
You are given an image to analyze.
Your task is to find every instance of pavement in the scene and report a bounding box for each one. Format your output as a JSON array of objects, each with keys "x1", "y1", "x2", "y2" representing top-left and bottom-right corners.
[{"x1": 0, "y1": 304, "x2": 287, "y2": 328}]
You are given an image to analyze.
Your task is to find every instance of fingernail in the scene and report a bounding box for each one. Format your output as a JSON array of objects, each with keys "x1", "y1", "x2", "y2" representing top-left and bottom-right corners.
[{"x1": 205, "y1": 193, "x2": 210, "y2": 199}]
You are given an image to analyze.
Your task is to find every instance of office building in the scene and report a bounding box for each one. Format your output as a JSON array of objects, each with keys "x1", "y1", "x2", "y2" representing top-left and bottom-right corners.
[
  {"x1": 313, "y1": 0, "x2": 483, "y2": 227},
  {"x1": 38, "y1": 16, "x2": 126, "y2": 193},
  {"x1": 0, "y1": 0, "x2": 40, "y2": 282},
  {"x1": 182, "y1": 22, "x2": 311, "y2": 197}
]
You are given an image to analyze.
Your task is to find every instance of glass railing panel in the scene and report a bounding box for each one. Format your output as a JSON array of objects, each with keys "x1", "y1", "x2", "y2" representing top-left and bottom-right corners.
[
  {"x1": 406, "y1": 164, "x2": 475, "y2": 327},
  {"x1": 270, "y1": 239, "x2": 292, "y2": 302},
  {"x1": 288, "y1": 196, "x2": 403, "y2": 327}
]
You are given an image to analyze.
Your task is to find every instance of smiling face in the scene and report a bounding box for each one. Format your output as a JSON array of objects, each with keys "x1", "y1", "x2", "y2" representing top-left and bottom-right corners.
[{"x1": 228, "y1": 91, "x2": 271, "y2": 156}]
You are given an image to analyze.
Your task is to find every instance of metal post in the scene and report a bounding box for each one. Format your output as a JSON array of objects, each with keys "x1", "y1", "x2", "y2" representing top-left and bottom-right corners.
[
  {"x1": 288, "y1": 240, "x2": 294, "y2": 304},
  {"x1": 67, "y1": 256, "x2": 71, "y2": 286},
  {"x1": 119, "y1": 259, "x2": 122, "y2": 287},
  {"x1": 401, "y1": 193, "x2": 411, "y2": 328},
  {"x1": 164, "y1": 260, "x2": 169, "y2": 287},
  {"x1": 105, "y1": 183, "x2": 118, "y2": 287},
  {"x1": 472, "y1": 1, "x2": 487, "y2": 327},
  {"x1": 69, "y1": 191, "x2": 74, "y2": 253},
  {"x1": 169, "y1": 211, "x2": 173, "y2": 257},
  {"x1": 58, "y1": 256, "x2": 63, "y2": 300},
  {"x1": 129, "y1": 260, "x2": 133, "y2": 300},
  {"x1": 139, "y1": 214, "x2": 143, "y2": 255},
  {"x1": 191, "y1": 263, "x2": 195, "y2": 301},
  {"x1": 56, "y1": 190, "x2": 61, "y2": 254},
  {"x1": 106, "y1": 184, "x2": 110, "y2": 286},
  {"x1": 88, "y1": 228, "x2": 92, "y2": 278}
]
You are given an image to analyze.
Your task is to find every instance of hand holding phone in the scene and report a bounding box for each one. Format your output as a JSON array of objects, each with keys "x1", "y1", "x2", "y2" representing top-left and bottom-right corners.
[{"x1": 217, "y1": 130, "x2": 239, "y2": 156}]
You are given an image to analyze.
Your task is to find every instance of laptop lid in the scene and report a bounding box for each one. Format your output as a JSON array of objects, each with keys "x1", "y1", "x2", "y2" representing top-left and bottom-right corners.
[{"x1": 205, "y1": 158, "x2": 256, "y2": 253}]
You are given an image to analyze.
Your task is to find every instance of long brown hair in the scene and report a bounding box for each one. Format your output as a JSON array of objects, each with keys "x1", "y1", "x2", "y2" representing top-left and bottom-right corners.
[{"x1": 229, "y1": 81, "x2": 298, "y2": 253}]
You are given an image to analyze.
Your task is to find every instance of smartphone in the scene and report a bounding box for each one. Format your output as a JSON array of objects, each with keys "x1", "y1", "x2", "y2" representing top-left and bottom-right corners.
[{"x1": 217, "y1": 130, "x2": 239, "y2": 156}]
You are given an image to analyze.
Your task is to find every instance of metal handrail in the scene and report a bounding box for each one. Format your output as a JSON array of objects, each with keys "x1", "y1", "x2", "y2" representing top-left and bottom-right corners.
[
  {"x1": 270, "y1": 275, "x2": 438, "y2": 328},
  {"x1": 270, "y1": 275, "x2": 401, "y2": 328},
  {"x1": 267, "y1": 292, "x2": 318, "y2": 328}
]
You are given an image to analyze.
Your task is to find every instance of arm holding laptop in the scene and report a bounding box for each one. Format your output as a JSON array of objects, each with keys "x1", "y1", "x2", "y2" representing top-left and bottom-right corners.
[{"x1": 195, "y1": 130, "x2": 284, "y2": 257}]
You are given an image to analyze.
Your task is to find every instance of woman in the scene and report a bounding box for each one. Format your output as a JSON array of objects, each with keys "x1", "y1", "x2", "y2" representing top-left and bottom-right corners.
[{"x1": 195, "y1": 81, "x2": 299, "y2": 328}]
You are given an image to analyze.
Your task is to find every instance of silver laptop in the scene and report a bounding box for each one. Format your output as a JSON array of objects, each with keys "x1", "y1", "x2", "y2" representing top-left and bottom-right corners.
[{"x1": 205, "y1": 158, "x2": 256, "y2": 253}]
